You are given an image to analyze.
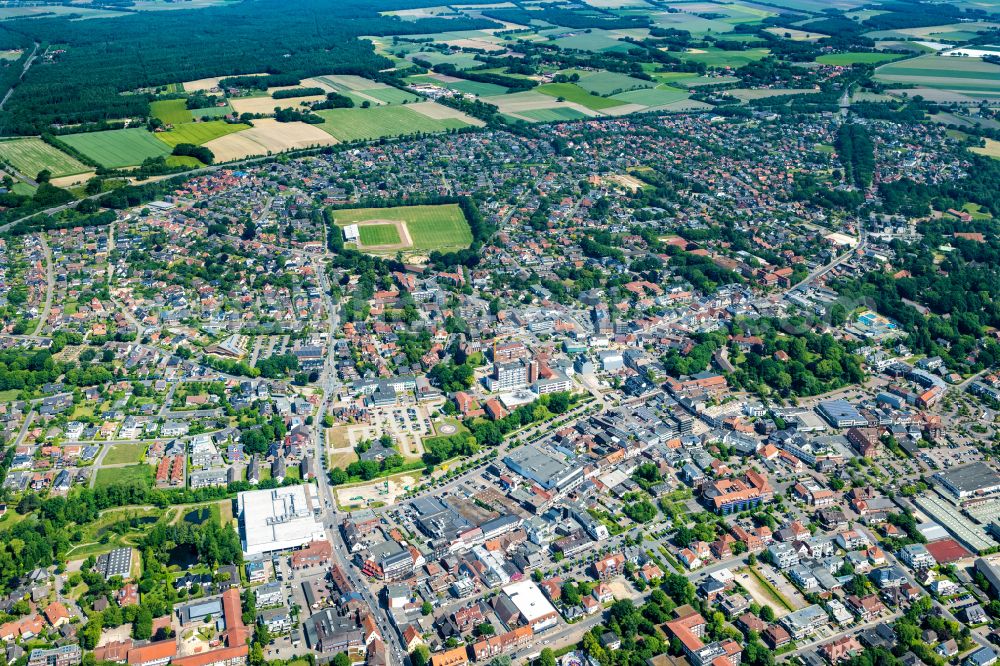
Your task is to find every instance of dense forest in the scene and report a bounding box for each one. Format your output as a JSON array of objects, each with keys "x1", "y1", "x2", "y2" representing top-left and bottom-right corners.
[
  {"x1": 835, "y1": 123, "x2": 875, "y2": 189},
  {"x1": 0, "y1": 0, "x2": 498, "y2": 132}
]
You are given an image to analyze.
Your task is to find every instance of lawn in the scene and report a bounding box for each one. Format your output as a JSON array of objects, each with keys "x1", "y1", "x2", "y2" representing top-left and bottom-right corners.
[
  {"x1": 516, "y1": 106, "x2": 590, "y2": 122},
  {"x1": 816, "y1": 52, "x2": 906, "y2": 66},
  {"x1": 150, "y1": 99, "x2": 193, "y2": 125},
  {"x1": 154, "y1": 121, "x2": 250, "y2": 147},
  {"x1": 59, "y1": 128, "x2": 171, "y2": 169},
  {"x1": 962, "y1": 202, "x2": 993, "y2": 219},
  {"x1": 358, "y1": 224, "x2": 402, "y2": 246},
  {"x1": 315, "y1": 106, "x2": 470, "y2": 142},
  {"x1": 334, "y1": 203, "x2": 472, "y2": 253},
  {"x1": 95, "y1": 464, "x2": 154, "y2": 488},
  {"x1": 103, "y1": 442, "x2": 147, "y2": 465},
  {"x1": 536, "y1": 82, "x2": 626, "y2": 110},
  {"x1": 0, "y1": 138, "x2": 90, "y2": 178},
  {"x1": 0, "y1": 389, "x2": 19, "y2": 402}
]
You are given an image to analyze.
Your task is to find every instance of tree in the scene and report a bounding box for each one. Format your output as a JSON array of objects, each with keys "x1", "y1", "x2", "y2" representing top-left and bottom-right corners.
[
  {"x1": 132, "y1": 607, "x2": 153, "y2": 639},
  {"x1": 663, "y1": 574, "x2": 695, "y2": 605},
  {"x1": 538, "y1": 648, "x2": 557, "y2": 666},
  {"x1": 411, "y1": 645, "x2": 430, "y2": 666},
  {"x1": 332, "y1": 654, "x2": 350, "y2": 666},
  {"x1": 421, "y1": 601, "x2": 433, "y2": 616},
  {"x1": 759, "y1": 605, "x2": 775, "y2": 622},
  {"x1": 475, "y1": 622, "x2": 495, "y2": 636}
]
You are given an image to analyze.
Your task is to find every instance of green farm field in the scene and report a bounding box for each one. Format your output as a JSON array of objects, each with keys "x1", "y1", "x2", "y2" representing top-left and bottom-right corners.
[
  {"x1": 575, "y1": 70, "x2": 654, "y2": 95},
  {"x1": 361, "y1": 87, "x2": 422, "y2": 105},
  {"x1": 435, "y1": 78, "x2": 508, "y2": 97},
  {"x1": 189, "y1": 103, "x2": 234, "y2": 119},
  {"x1": 875, "y1": 55, "x2": 1000, "y2": 93},
  {"x1": 679, "y1": 47, "x2": 770, "y2": 68},
  {"x1": 536, "y1": 82, "x2": 626, "y2": 110},
  {"x1": 155, "y1": 121, "x2": 250, "y2": 147},
  {"x1": 166, "y1": 155, "x2": 204, "y2": 168},
  {"x1": 611, "y1": 86, "x2": 689, "y2": 106},
  {"x1": 59, "y1": 128, "x2": 171, "y2": 169},
  {"x1": 359, "y1": 223, "x2": 402, "y2": 246},
  {"x1": 334, "y1": 204, "x2": 472, "y2": 253},
  {"x1": 315, "y1": 106, "x2": 469, "y2": 142},
  {"x1": 551, "y1": 31, "x2": 631, "y2": 52},
  {"x1": 816, "y1": 52, "x2": 906, "y2": 65},
  {"x1": 516, "y1": 106, "x2": 590, "y2": 122},
  {"x1": 150, "y1": 98, "x2": 193, "y2": 125},
  {"x1": 0, "y1": 138, "x2": 90, "y2": 178}
]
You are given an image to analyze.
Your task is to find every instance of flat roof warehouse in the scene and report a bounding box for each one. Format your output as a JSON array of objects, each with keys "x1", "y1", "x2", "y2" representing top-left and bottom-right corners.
[
  {"x1": 237, "y1": 485, "x2": 326, "y2": 557},
  {"x1": 934, "y1": 462, "x2": 1000, "y2": 499}
]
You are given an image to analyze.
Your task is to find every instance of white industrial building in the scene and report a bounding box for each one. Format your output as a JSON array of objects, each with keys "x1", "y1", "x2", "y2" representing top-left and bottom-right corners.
[
  {"x1": 238, "y1": 485, "x2": 326, "y2": 556},
  {"x1": 343, "y1": 224, "x2": 360, "y2": 243},
  {"x1": 501, "y1": 580, "x2": 559, "y2": 631}
]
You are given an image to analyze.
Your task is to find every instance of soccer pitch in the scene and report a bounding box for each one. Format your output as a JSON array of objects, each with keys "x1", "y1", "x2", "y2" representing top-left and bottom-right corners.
[{"x1": 334, "y1": 203, "x2": 473, "y2": 255}]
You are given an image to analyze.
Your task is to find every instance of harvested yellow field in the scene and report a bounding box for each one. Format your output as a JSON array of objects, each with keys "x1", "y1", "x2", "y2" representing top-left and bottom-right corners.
[
  {"x1": 50, "y1": 171, "x2": 96, "y2": 188},
  {"x1": 442, "y1": 37, "x2": 505, "y2": 51},
  {"x1": 182, "y1": 73, "x2": 267, "y2": 92},
  {"x1": 202, "y1": 119, "x2": 337, "y2": 161},
  {"x1": 408, "y1": 101, "x2": 485, "y2": 126},
  {"x1": 229, "y1": 95, "x2": 327, "y2": 115},
  {"x1": 971, "y1": 138, "x2": 1000, "y2": 159}
]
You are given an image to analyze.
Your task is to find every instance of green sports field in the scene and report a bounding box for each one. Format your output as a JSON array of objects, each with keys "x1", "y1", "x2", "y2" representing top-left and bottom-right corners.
[
  {"x1": 0, "y1": 138, "x2": 90, "y2": 177},
  {"x1": 58, "y1": 128, "x2": 171, "y2": 169},
  {"x1": 154, "y1": 121, "x2": 251, "y2": 147},
  {"x1": 536, "y1": 82, "x2": 626, "y2": 110},
  {"x1": 334, "y1": 204, "x2": 472, "y2": 253},
  {"x1": 359, "y1": 224, "x2": 402, "y2": 246},
  {"x1": 816, "y1": 52, "x2": 906, "y2": 66},
  {"x1": 315, "y1": 106, "x2": 470, "y2": 142},
  {"x1": 150, "y1": 98, "x2": 193, "y2": 125}
]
